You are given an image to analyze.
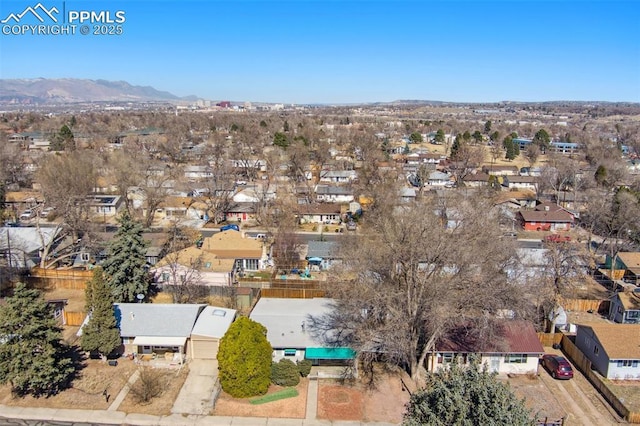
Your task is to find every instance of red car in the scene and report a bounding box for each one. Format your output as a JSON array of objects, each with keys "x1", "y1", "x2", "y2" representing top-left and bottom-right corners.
[
  {"x1": 544, "y1": 234, "x2": 571, "y2": 243},
  {"x1": 541, "y1": 354, "x2": 574, "y2": 379}
]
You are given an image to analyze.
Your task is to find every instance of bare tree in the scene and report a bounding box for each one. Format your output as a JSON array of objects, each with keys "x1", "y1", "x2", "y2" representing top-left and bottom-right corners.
[
  {"x1": 37, "y1": 151, "x2": 98, "y2": 240},
  {"x1": 320, "y1": 192, "x2": 523, "y2": 384},
  {"x1": 533, "y1": 241, "x2": 591, "y2": 334}
]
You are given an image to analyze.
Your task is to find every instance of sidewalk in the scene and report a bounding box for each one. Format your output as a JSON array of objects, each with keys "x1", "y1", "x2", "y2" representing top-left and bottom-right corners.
[{"x1": 0, "y1": 405, "x2": 397, "y2": 425}]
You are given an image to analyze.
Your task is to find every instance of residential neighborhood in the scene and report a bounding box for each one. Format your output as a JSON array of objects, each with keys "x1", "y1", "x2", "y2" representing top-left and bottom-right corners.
[{"x1": 0, "y1": 98, "x2": 638, "y2": 425}]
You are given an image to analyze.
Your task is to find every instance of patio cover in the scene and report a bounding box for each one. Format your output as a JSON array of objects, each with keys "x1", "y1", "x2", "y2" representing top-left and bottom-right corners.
[
  {"x1": 132, "y1": 336, "x2": 187, "y2": 347},
  {"x1": 305, "y1": 347, "x2": 355, "y2": 360}
]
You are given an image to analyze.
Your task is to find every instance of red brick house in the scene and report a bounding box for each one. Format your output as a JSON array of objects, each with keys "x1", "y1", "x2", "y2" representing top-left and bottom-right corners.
[{"x1": 518, "y1": 202, "x2": 574, "y2": 231}]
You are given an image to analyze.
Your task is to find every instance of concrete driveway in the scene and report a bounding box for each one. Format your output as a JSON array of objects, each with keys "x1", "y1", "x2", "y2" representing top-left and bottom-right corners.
[{"x1": 171, "y1": 359, "x2": 219, "y2": 415}]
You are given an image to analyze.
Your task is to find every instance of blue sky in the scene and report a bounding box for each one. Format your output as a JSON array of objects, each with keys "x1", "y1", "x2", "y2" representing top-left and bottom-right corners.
[{"x1": 1, "y1": 0, "x2": 639, "y2": 103}]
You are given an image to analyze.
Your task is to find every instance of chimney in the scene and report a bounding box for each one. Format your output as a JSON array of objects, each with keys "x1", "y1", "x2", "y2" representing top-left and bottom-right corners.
[{"x1": 544, "y1": 205, "x2": 550, "y2": 211}]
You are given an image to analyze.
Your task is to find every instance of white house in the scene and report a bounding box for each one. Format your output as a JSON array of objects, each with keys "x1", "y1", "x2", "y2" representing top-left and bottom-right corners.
[
  {"x1": 152, "y1": 246, "x2": 236, "y2": 288},
  {"x1": 426, "y1": 321, "x2": 544, "y2": 375},
  {"x1": 319, "y1": 170, "x2": 357, "y2": 184},
  {"x1": 184, "y1": 165, "x2": 213, "y2": 180},
  {"x1": 314, "y1": 185, "x2": 354, "y2": 203}
]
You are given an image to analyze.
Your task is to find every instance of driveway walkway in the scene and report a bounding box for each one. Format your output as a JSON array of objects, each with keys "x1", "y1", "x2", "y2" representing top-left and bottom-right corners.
[{"x1": 171, "y1": 359, "x2": 218, "y2": 415}]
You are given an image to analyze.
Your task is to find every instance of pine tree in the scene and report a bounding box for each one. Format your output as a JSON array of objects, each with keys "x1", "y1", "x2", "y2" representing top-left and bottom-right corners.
[
  {"x1": 0, "y1": 283, "x2": 75, "y2": 397},
  {"x1": 505, "y1": 138, "x2": 517, "y2": 161},
  {"x1": 403, "y1": 358, "x2": 535, "y2": 426},
  {"x1": 103, "y1": 210, "x2": 150, "y2": 302},
  {"x1": 217, "y1": 316, "x2": 273, "y2": 398},
  {"x1": 81, "y1": 268, "x2": 122, "y2": 360}
]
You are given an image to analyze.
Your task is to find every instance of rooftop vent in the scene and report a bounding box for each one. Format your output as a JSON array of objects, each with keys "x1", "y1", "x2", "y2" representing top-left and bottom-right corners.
[{"x1": 212, "y1": 309, "x2": 226, "y2": 317}]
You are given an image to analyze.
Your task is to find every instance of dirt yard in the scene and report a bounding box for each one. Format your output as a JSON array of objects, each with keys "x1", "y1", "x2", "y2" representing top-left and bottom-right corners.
[
  {"x1": 318, "y1": 375, "x2": 410, "y2": 423},
  {"x1": 118, "y1": 366, "x2": 189, "y2": 415},
  {"x1": 505, "y1": 374, "x2": 567, "y2": 420},
  {"x1": 0, "y1": 357, "x2": 136, "y2": 410},
  {"x1": 213, "y1": 378, "x2": 309, "y2": 418}
]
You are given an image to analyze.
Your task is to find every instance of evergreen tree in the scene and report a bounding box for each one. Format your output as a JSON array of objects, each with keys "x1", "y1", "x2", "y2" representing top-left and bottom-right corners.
[
  {"x1": 217, "y1": 316, "x2": 273, "y2": 398},
  {"x1": 450, "y1": 134, "x2": 462, "y2": 158},
  {"x1": 532, "y1": 128, "x2": 551, "y2": 152},
  {"x1": 0, "y1": 283, "x2": 75, "y2": 397},
  {"x1": 472, "y1": 130, "x2": 483, "y2": 144},
  {"x1": 50, "y1": 124, "x2": 75, "y2": 151},
  {"x1": 81, "y1": 268, "x2": 122, "y2": 360},
  {"x1": 403, "y1": 359, "x2": 535, "y2": 426},
  {"x1": 505, "y1": 138, "x2": 517, "y2": 161},
  {"x1": 409, "y1": 132, "x2": 423, "y2": 144},
  {"x1": 273, "y1": 132, "x2": 289, "y2": 149},
  {"x1": 594, "y1": 165, "x2": 607, "y2": 186},
  {"x1": 103, "y1": 210, "x2": 150, "y2": 302},
  {"x1": 434, "y1": 129, "x2": 445, "y2": 144}
]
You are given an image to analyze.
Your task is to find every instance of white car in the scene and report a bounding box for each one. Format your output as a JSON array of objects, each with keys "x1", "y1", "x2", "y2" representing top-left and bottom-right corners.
[{"x1": 19, "y1": 209, "x2": 36, "y2": 220}]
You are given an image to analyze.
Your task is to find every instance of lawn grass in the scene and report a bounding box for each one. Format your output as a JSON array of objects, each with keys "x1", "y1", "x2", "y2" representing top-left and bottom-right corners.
[{"x1": 250, "y1": 387, "x2": 299, "y2": 405}]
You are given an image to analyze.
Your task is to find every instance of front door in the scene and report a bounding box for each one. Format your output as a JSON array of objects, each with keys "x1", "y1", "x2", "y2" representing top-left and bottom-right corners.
[{"x1": 490, "y1": 356, "x2": 500, "y2": 373}]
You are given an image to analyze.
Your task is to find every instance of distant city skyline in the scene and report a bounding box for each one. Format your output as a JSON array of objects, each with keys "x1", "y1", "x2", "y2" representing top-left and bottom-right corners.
[{"x1": 1, "y1": 0, "x2": 639, "y2": 104}]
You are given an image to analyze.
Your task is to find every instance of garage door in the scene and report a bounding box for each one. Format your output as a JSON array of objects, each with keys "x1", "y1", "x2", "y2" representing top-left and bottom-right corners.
[{"x1": 191, "y1": 339, "x2": 219, "y2": 359}]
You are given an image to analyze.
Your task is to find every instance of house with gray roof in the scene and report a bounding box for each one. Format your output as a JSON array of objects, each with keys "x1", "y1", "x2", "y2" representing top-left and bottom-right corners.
[
  {"x1": 0, "y1": 226, "x2": 62, "y2": 269},
  {"x1": 306, "y1": 241, "x2": 341, "y2": 270},
  {"x1": 249, "y1": 297, "x2": 355, "y2": 365},
  {"x1": 115, "y1": 303, "x2": 206, "y2": 362},
  {"x1": 314, "y1": 185, "x2": 354, "y2": 203}
]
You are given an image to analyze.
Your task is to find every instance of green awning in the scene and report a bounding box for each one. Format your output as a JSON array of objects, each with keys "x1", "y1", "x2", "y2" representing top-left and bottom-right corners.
[
  {"x1": 305, "y1": 347, "x2": 355, "y2": 360},
  {"x1": 284, "y1": 349, "x2": 297, "y2": 356}
]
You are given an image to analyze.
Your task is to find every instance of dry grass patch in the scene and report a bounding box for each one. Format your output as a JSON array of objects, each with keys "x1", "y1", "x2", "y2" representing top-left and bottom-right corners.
[
  {"x1": 118, "y1": 366, "x2": 189, "y2": 415},
  {"x1": 0, "y1": 358, "x2": 137, "y2": 410}
]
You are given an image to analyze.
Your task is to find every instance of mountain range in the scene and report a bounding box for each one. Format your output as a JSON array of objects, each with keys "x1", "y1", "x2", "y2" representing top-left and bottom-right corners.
[{"x1": 0, "y1": 78, "x2": 196, "y2": 104}]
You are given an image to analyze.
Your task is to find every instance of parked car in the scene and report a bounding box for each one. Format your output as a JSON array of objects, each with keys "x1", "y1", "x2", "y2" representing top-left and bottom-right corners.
[
  {"x1": 541, "y1": 354, "x2": 574, "y2": 379},
  {"x1": 545, "y1": 234, "x2": 571, "y2": 243},
  {"x1": 220, "y1": 224, "x2": 240, "y2": 232},
  {"x1": 346, "y1": 221, "x2": 357, "y2": 231},
  {"x1": 19, "y1": 209, "x2": 36, "y2": 220},
  {"x1": 40, "y1": 206, "x2": 56, "y2": 218}
]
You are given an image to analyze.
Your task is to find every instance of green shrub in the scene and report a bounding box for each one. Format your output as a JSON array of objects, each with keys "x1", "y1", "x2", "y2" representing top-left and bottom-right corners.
[
  {"x1": 218, "y1": 317, "x2": 273, "y2": 398},
  {"x1": 297, "y1": 359, "x2": 312, "y2": 377},
  {"x1": 271, "y1": 359, "x2": 300, "y2": 386}
]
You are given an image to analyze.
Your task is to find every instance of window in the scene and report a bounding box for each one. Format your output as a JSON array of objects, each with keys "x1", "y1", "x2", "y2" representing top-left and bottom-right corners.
[
  {"x1": 594, "y1": 346, "x2": 599, "y2": 355},
  {"x1": 437, "y1": 353, "x2": 455, "y2": 364},
  {"x1": 245, "y1": 258, "x2": 259, "y2": 271},
  {"x1": 284, "y1": 349, "x2": 296, "y2": 356},
  {"x1": 627, "y1": 311, "x2": 640, "y2": 319},
  {"x1": 504, "y1": 354, "x2": 528, "y2": 363},
  {"x1": 161, "y1": 272, "x2": 170, "y2": 282},
  {"x1": 618, "y1": 360, "x2": 634, "y2": 367}
]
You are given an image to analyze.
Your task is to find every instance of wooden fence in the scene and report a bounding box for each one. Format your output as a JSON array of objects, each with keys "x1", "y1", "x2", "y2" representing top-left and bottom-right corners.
[
  {"x1": 537, "y1": 332, "x2": 563, "y2": 347},
  {"x1": 64, "y1": 311, "x2": 86, "y2": 326},
  {"x1": 560, "y1": 334, "x2": 640, "y2": 423},
  {"x1": 560, "y1": 298, "x2": 609, "y2": 314},
  {"x1": 261, "y1": 288, "x2": 326, "y2": 299},
  {"x1": 27, "y1": 267, "x2": 92, "y2": 290}
]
